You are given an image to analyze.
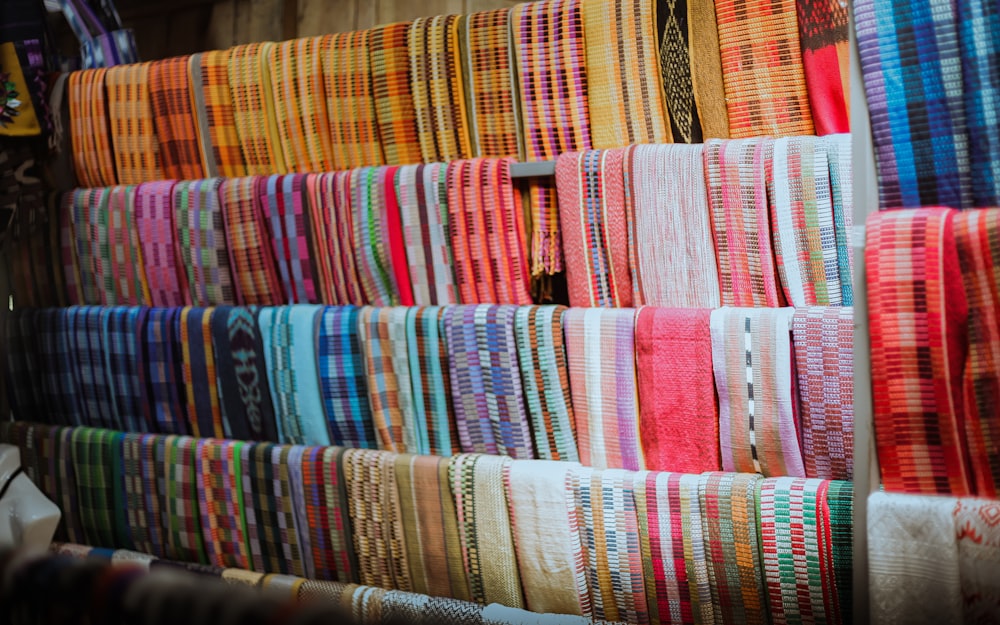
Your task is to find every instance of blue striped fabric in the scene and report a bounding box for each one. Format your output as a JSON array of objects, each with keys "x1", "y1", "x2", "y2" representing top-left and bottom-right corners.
[
  {"x1": 36, "y1": 309, "x2": 81, "y2": 426},
  {"x1": 182, "y1": 307, "x2": 222, "y2": 438},
  {"x1": 5, "y1": 308, "x2": 43, "y2": 421},
  {"x1": 142, "y1": 308, "x2": 189, "y2": 435},
  {"x1": 317, "y1": 306, "x2": 377, "y2": 449},
  {"x1": 819, "y1": 134, "x2": 854, "y2": 306},
  {"x1": 101, "y1": 306, "x2": 151, "y2": 433},
  {"x1": 406, "y1": 306, "x2": 453, "y2": 456},
  {"x1": 69, "y1": 306, "x2": 117, "y2": 430},
  {"x1": 958, "y1": 0, "x2": 1000, "y2": 206}
]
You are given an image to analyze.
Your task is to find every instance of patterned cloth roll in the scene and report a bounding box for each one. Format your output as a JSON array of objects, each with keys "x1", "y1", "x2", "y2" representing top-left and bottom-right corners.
[
  {"x1": 382, "y1": 165, "x2": 416, "y2": 306},
  {"x1": 268, "y1": 37, "x2": 335, "y2": 173},
  {"x1": 105, "y1": 62, "x2": 164, "y2": 184},
  {"x1": 149, "y1": 56, "x2": 205, "y2": 180},
  {"x1": 359, "y1": 306, "x2": 419, "y2": 453},
  {"x1": 408, "y1": 15, "x2": 473, "y2": 163},
  {"x1": 259, "y1": 174, "x2": 321, "y2": 304},
  {"x1": 711, "y1": 306, "x2": 805, "y2": 477},
  {"x1": 68, "y1": 69, "x2": 107, "y2": 187},
  {"x1": 395, "y1": 164, "x2": 458, "y2": 306},
  {"x1": 715, "y1": 0, "x2": 814, "y2": 137},
  {"x1": 792, "y1": 307, "x2": 854, "y2": 480},
  {"x1": 36, "y1": 309, "x2": 81, "y2": 426},
  {"x1": 59, "y1": 193, "x2": 84, "y2": 306},
  {"x1": 193, "y1": 50, "x2": 248, "y2": 178},
  {"x1": 460, "y1": 9, "x2": 521, "y2": 159},
  {"x1": 71, "y1": 427, "x2": 121, "y2": 549},
  {"x1": 141, "y1": 308, "x2": 188, "y2": 435},
  {"x1": 69, "y1": 188, "x2": 101, "y2": 305},
  {"x1": 315, "y1": 306, "x2": 376, "y2": 449},
  {"x1": 210, "y1": 306, "x2": 271, "y2": 441},
  {"x1": 581, "y1": 0, "x2": 672, "y2": 148},
  {"x1": 954, "y1": 497, "x2": 1000, "y2": 621},
  {"x1": 321, "y1": 31, "x2": 385, "y2": 169},
  {"x1": 556, "y1": 149, "x2": 633, "y2": 308},
  {"x1": 352, "y1": 166, "x2": 401, "y2": 306},
  {"x1": 173, "y1": 178, "x2": 236, "y2": 306},
  {"x1": 625, "y1": 144, "x2": 720, "y2": 308},
  {"x1": 195, "y1": 438, "x2": 250, "y2": 569},
  {"x1": 307, "y1": 171, "x2": 366, "y2": 306},
  {"x1": 287, "y1": 446, "x2": 316, "y2": 579},
  {"x1": 301, "y1": 446, "x2": 356, "y2": 583},
  {"x1": 220, "y1": 176, "x2": 284, "y2": 306},
  {"x1": 369, "y1": 22, "x2": 423, "y2": 166},
  {"x1": 406, "y1": 306, "x2": 456, "y2": 456},
  {"x1": 180, "y1": 307, "x2": 225, "y2": 439},
  {"x1": 102, "y1": 306, "x2": 150, "y2": 433},
  {"x1": 513, "y1": 306, "x2": 577, "y2": 462},
  {"x1": 160, "y1": 435, "x2": 207, "y2": 564},
  {"x1": 795, "y1": 0, "x2": 849, "y2": 135},
  {"x1": 249, "y1": 443, "x2": 306, "y2": 576},
  {"x1": 5, "y1": 309, "x2": 43, "y2": 421},
  {"x1": 826, "y1": 480, "x2": 853, "y2": 622},
  {"x1": 56, "y1": 427, "x2": 85, "y2": 543},
  {"x1": 69, "y1": 306, "x2": 116, "y2": 430},
  {"x1": 818, "y1": 134, "x2": 854, "y2": 305},
  {"x1": 450, "y1": 453, "x2": 523, "y2": 608},
  {"x1": 104, "y1": 186, "x2": 149, "y2": 305},
  {"x1": 564, "y1": 308, "x2": 643, "y2": 471},
  {"x1": 135, "y1": 181, "x2": 187, "y2": 307},
  {"x1": 123, "y1": 433, "x2": 165, "y2": 557},
  {"x1": 511, "y1": 0, "x2": 593, "y2": 275},
  {"x1": 228, "y1": 43, "x2": 287, "y2": 175},
  {"x1": 959, "y1": 0, "x2": 1000, "y2": 206},
  {"x1": 705, "y1": 138, "x2": 783, "y2": 307},
  {"x1": 866, "y1": 208, "x2": 973, "y2": 495}
]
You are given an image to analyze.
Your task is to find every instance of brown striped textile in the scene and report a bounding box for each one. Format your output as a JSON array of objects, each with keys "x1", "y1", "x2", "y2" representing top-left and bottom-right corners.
[
  {"x1": 370, "y1": 22, "x2": 423, "y2": 166},
  {"x1": 220, "y1": 176, "x2": 285, "y2": 306},
  {"x1": 149, "y1": 56, "x2": 205, "y2": 180},
  {"x1": 105, "y1": 62, "x2": 163, "y2": 184},
  {"x1": 321, "y1": 31, "x2": 385, "y2": 170},
  {"x1": 193, "y1": 50, "x2": 248, "y2": 178},
  {"x1": 689, "y1": 0, "x2": 731, "y2": 138},
  {"x1": 269, "y1": 37, "x2": 335, "y2": 173}
]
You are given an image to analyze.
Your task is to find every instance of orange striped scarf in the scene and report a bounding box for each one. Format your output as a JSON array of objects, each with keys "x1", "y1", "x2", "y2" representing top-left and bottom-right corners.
[{"x1": 105, "y1": 63, "x2": 164, "y2": 184}]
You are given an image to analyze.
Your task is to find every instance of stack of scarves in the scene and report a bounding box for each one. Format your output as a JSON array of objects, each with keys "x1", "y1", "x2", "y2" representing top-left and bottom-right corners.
[
  {"x1": 134, "y1": 183, "x2": 186, "y2": 306},
  {"x1": 172, "y1": 179, "x2": 235, "y2": 306},
  {"x1": 220, "y1": 177, "x2": 285, "y2": 306},
  {"x1": 352, "y1": 166, "x2": 412, "y2": 307},
  {"x1": 259, "y1": 174, "x2": 321, "y2": 304}
]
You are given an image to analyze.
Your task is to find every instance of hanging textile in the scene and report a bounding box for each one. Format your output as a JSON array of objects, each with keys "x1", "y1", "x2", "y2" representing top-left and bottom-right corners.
[
  {"x1": 369, "y1": 22, "x2": 423, "y2": 166},
  {"x1": 36, "y1": 309, "x2": 80, "y2": 426},
  {"x1": 714, "y1": 0, "x2": 814, "y2": 137},
  {"x1": 511, "y1": 0, "x2": 592, "y2": 276},
  {"x1": 564, "y1": 308, "x2": 643, "y2": 471},
  {"x1": 819, "y1": 133, "x2": 854, "y2": 305},
  {"x1": 173, "y1": 178, "x2": 236, "y2": 306},
  {"x1": 103, "y1": 185, "x2": 149, "y2": 305},
  {"x1": 792, "y1": 307, "x2": 854, "y2": 480},
  {"x1": 406, "y1": 306, "x2": 456, "y2": 457},
  {"x1": 711, "y1": 306, "x2": 804, "y2": 477},
  {"x1": 259, "y1": 174, "x2": 320, "y2": 304},
  {"x1": 316, "y1": 306, "x2": 376, "y2": 449},
  {"x1": 581, "y1": 0, "x2": 672, "y2": 148},
  {"x1": 72, "y1": 428, "x2": 122, "y2": 549},
  {"x1": 5, "y1": 310, "x2": 41, "y2": 421},
  {"x1": 301, "y1": 446, "x2": 357, "y2": 583},
  {"x1": 352, "y1": 166, "x2": 401, "y2": 306},
  {"x1": 69, "y1": 306, "x2": 116, "y2": 430},
  {"x1": 636, "y1": 307, "x2": 719, "y2": 474},
  {"x1": 446, "y1": 158, "x2": 531, "y2": 305},
  {"x1": 243, "y1": 444, "x2": 306, "y2": 576},
  {"x1": 228, "y1": 42, "x2": 286, "y2": 175},
  {"x1": 307, "y1": 171, "x2": 366, "y2": 306},
  {"x1": 954, "y1": 498, "x2": 1000, "y2": 621},
  {"x1": 382, "y1": 165, "x2": 415, "y2": 306},
  {"x1": 149, "y1": 56, "x2": 205, "y2": 180},
  {"x1": 122, "y1": 433, "x2": 164, "y2": 557},
  {"x1": 556, "y1": 149, "x2": 633, "y2": 308},
  {"x1": 460, "y1": 9, "x2": 521, "y2": 158},
  {"x1": 102, "y1": 306, "x2": 149, "y2": 433},
  {"x1": 826, "y1": 481, "x2": 854, "y2": 621},
  {"x1": 408, "y1": 15, "x2": 473, "y2": 163},
  {"x1": 195, "y1": 438, "x2": 250, "y2": 569},
  {"x1": 320, "y1": 30, "x2": 384, "y2": 170},
  {"x1": 450, "y1": 453, "x2": 523, "y2": 608},
  {"x1": 142, "y1": 307, "x2": 188, "y2": 435},
  {"x1": 160, "y1": 434, "x2": 207, "y2": 564},
  {"x1": 59, "y1": 193, "x2": 84, "y2": 306},
  {"x1": 68, "y1": 68, "x2": 117, "y2": 187},
  {"x1": 504, "y1": 460, "x2": 583, "y2": 615},
  {"x1": 219, "y1": 176, "x2": 284, "y2": 306},
  {"x1": 705, "y1": 138, "x2": 783, "y2": 307},
  {"x1": 68, "y1": 188, "x2": 101, "y2": 305},
  {"x1": 359, "y1": 306, "x2": 420, "y2": 453},
  {"x1": 625, "y1": 144, "x2": 720, "y2": 308},
  {"x1": 795, "y1": 0, "x2": 849, "y2": 135},
  {"x1": 395, "y1": 164, "x2": 458, "y2": 306},
  {"x1": 134, "y1": 180, "x2": 187, "y2": 308},
  {"x1": 268, "y1": 37, "x2": 334, "y2": 173},
  {"x1": 958, "y1": 0, "x2": 1000, "y2": 206},
  {"x1": 180, "y1": 307, "x2": 224, "y2": 439},
  {"x1": 286, "y1": 446, "x2": 316, "y2": 579},
  {"x1": 513, "y1": 305, "x2": 577, "y2": 462},
  {"x1": 105, "y1": 62, "x2": 163, "y2": 184},
  {"x1": 191, "y1": 50, "x2": 248, "y2": 178},
  {"x1": 210, "y1": 306, "x2": 277, "y2": 442},
  {"x1": 56, "y1": 426, "x2": 85, "y2": 544},
  {"x1": 443, "y1": 305, "x2": 535, "y2": 459},
  {"x1": 866, "y1": 208, "x2": 973, "y2": 495},
  {"x1": 770, "y1": 136, "x2": 841, "y2": 306}
]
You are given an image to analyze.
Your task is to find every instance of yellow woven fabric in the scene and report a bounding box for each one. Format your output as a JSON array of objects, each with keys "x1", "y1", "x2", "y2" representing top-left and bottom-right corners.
[
  {"x1": 369, "y1": 22, "x2": 424, "y2": 166},
  {"x1": 228, "y1": 42, "x2": 287, "y2": 175},
  {"x1": 269, "y1": 37, "x2": 335, "y2": 173},
  {"x1": 321, "y1": 31, "x2": 385, "y2": 169},
  {"x1": 105, "y1": 62, "x2": 163, "y2": 184}
]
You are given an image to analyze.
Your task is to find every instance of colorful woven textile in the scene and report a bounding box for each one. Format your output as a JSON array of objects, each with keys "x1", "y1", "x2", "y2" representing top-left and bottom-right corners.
[
  {"x1": 287, "y1": 446, "x2": 316, "y2": 578},
  {"x1": 135, "y1": 181, "x2": 187, "y2": 307},
  {"x1": 625, "y1": 144, "x2": 720, "y2": 307},
  {"x1": 352, "y1": 167, "x2": 401, "y2": 306},
  {"x1": 68, "y1": 306, "x2": 116, "y2": 430},
  {"x1": 149, "y1": 56, "x2": 205, "y2": 180},
  {"x1": 513, "y1": 306, "x2": 577, "y2": 462},
  {"x1": 68, "y1": 68, "x2": 115, "y2": 188},
  {"x1": 792, "y1": 307, "x2": 854, "y2": 480},
  {"x1": 68, "y1": 188, "x2": 101, "y2": 305},
  {"x1": 36, "y1": 309, "x2": 81, "y2": 426},
  {"x1": 866, "y1": 208, "x2": 973, "y2": 495},
  {"x1": 122, "y1": 433, "x2": 156, "y2": 554},
  {"x1": 826, "y1": 481, "x2": 853, "y2": 621},
  {"x1": 954, "y1": 209, "x2": 1000, "y2": 497},
  {"x1": 359, "y1": 306, "x2": 419, "y2": 453},
  {"x1": 228, "y1": 43, "x2": 286, "y2": 175},
  {"x1": 711, "y1": 307, "x2": 804, "y2": 477},
  {"x1": 818, "y1": 133, "x2": 854, "y2": 305},
  {"x1": 505, "y1": 460, "x2": 582, "y2": 615},
  {"x1": 556, "y1": 149, "x2": 633, "y2": 308},
  {"x1": 55, "y1": 427, "x2": 85, "y2": 543},
  {"x1": 382, "y1": 165, "x2": 415, "y2": 306},
  {"x1": 259, "y1": 174, "x2": 320, "y2": 304},
  {"x1": 446, "y1": 158, "x2": 531, "y2": 304},
  {"x1": 450, "y1": 453, "x2": 523, "y2": 608},
  {"x1": 443, "y1": 305, "x2": 535, "y2": 459},
  {"x1": 959, "y1": 0, "x2": 1000, "y2": 206},
  {"x1": 268, "y1": 37, "x2": 334, "y2": 173},
  {"x1": 5, "y1": 310, "x2": 43, "y2": 421},
  {"x1": 302, "y1": 446, "x2": 356, "y2": 583},
  {"x1": 796, "y1": 0, "x2": 849, "y2": 135},
  {"x1": 369, "y1": 22, "x2": 423, "y2": 166},
  {"x1": 102, "y1": 306, "x2": 149, "y2": 433},
  {"x1": 705, "y1": 138, "x2": 783, "y2": 307},
  {"x1": 564, "y1": 308, "x2": 643, "y2": 471},
  {"x1": 317, "y1": 306, "x2": 376, "y2": 449},
  {"x1": 406, "y1": 306, "x2": 456, "y2": 457},
  {"x1": 582, "y1": 0, "x2": 672, "y2": 147},
  {"x1": 511, "y1": 0, "x2": 592, "y2": 275},
  {"x1": 567, "y1": 466, "x2": 648, "y2": 623},
  {"x1": 460, "y1": 9, "x2": 521, "y2": 158},
  {"x1": 715, "y1": 0, "x2": 814, "y2": 137},
  {"x1": 71, "y1": 428, "x2": 120, "y2": 548},
  {"x1": 220, "y1": 176, "x2": 284, "y2": 306},
  {"x1": 193, "y1": 50, "x2": 248, "y2": 178},
  {"x1": 195, "y1": 438, "x2": 250, "y2": 569},
  {"x1": 141, "y1": 307, "x2": 188, "y2": 435},
  {"x1": 173, "y1": 178, "x2": 236, "y2": 306},
  {"x1": 408, "y1": 15, "x2": 472, "y2": 162},
  {"x1": 160, "y1": 435, "x2": 206, "y2": 563},
  {"x1": 954, "y1": 498, "x2": 1000, "y2": 621},
  {"x1": 244, "y1": 443, "x2": 306, "y2": 576},
  {"x1": 59, "y1": 192, "x2": 84, "y2": 306},
  {"x1": 180, "y1": 307, "x2": 224, "y2": 439},
  {"x1": 209, "y1": 306, "x2": 273, "y2": 441},
  {"x1": 307, "y1": 171, "x2": 366, "y2": 306},
  {"x1": 395, "y1": 164, "x2": 458, "y2": 306},
  {"x1": 636, "y1": 307, "x2": 719, "y2": 474},
  {"x1": 320, "y1": 31, "x2": 384, "y2": 170},
  {"x1": 105, "y1": 62, "x2": 163, "y2": 184},
  {"x1": 103, "y1": 186, "x2": 149, "y2": 305},
  {"x1": 771, "y1": 136, "x2": 841, "y2": 306}
]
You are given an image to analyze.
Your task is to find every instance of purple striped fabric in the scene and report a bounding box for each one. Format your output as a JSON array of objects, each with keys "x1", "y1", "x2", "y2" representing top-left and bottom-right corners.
[
  {"x1": 68, "y1": 306, "x2": 116, "y2": 430},
  {"x1": 135, "y1": 181, "x2": 188, "y2": 307},
  {"x1": 142, "y1": 307, "x2": 189, "y2": 435},
  {"x1": 260, "y1": 174, "x2": 320, "y2": 304},
  {"x1": 174, "y1": 178, "x2": 236, "y2": 306}
]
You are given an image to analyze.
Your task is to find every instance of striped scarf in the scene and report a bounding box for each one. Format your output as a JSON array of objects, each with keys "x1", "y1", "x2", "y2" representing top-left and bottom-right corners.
[
  {"x1": 228, "y1": 43, "x2": 286, "y2": 175},
  {"x1": 406, "y1": 306, "x2": 456, "y2": 456},
  {"x1": 142, "y1": 307, "x2": 189, "y2": 435},
  {"x1": 135, "y1": 180, "x2": 187, "y2": 307},
  {"x1": 352, "y1": 166, "x2": 401, "y2": 306},
  {"x1": 71, "y1": 427, "x2": 120, "y2": 548},
  {"x1": 149, "y1": 56, "x2": 205, "y2": 180},
  {"x1": 36, "y1": 309, "x2": 80, "y2": 426},
  {"x1": 259, "y1": 174, "x2": 320, "y2": 304},
  {"x1": 105, "y1": 62, "x2": 164, "y2": 184},
  {"x1": 102, "y1": 306, "x2": 150, "y2": 433},
  {"x1": 317, "y1": 306, "x2": 377, "y2": 449},
  {"x1": 69, "y1": 306, "x2": 116, "y2": 430},
  {"x1": 395, "y1": 164, "x2": 459, "y2": 306},
  {"x1": 180, "y1": 307, "x2": 224, "y2": 439},
  {"x1": 104, "y1": 185, "x2": 149, "y2": 305},
  {"x1": 460, "y1": 9, "x2": 521, "y2": 158},
  {"x1": 359, "y1": 306, "x2": 419, "y2": 453},
  {"x1": 192, "y1": 50, "x2": 248, "y2": 178},
  {"x1": 796, "y1": 0, "x2": 849, "y2": 135},
  {"x1": 69, "y1": 188, "x2": 101, "y2": 305},
  {"x1": 301, "y1": 446, "x2": 357, "y2": 583},
  {"x1": 173, "y1": 178, "x2": 236, "y2": 306},
  {"x1": 243, "y1": 443, "x2": 305, "y2": 576},
  {"x1": 195, "y1": 438, "x2": 250, "y2": 569},
  {"x1": 269, "y1": 37, "x2": 334, "y2": 173},
  {"x1": 369, "y1": 22, "x2": 423, "y2": 166},
  {"x1": 321, "y1": 30, "x2": 385, "y2": 170},
  {"x1": 819, "y1": 134, "x2": 854, "y2": 305},
  {"x1": 306, "y1": 171, "x2": 366, "y2": 306},
  {"x1": 210, "y1": 306, "x2": 270, "y2": 441},
  {"x1": 220, "y1": 176, "x2": 285, "y2": 306},
  {"x1": 68, "y1": 68, "x2": 117, "y2": 187}
]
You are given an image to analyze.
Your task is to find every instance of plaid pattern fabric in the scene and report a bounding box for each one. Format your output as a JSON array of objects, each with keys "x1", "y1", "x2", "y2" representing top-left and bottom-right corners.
[
  {"x1": 70, "y1": 188, "x2": 102, "y2": 305},
  {"x1": 196, "y1": 438, "x2": 250, "y2": 569},
  {"x1": 180, "y1": 307, "x2": 225, "y2": 439},
  {"x1": 269, "y1": 37, "x2": 335, "y2": 173},
  {"x1": 173, "y1": 178, "x2": 236, "y2": 306},
  {"x1": 71, "y1": 427, "x2": 118, "y2": 548},
  {"x1": 406, "y1": 306, "x2": 456, "y2": 457},
  {"x1": 818, "y1": 134, "x2": 854, "y2": 305},
  {"x1": 352, "y1": 166, "x2": 400, "y2": 306},
  {"x1": 36, "y1": 309, "x2": 81, "y2": 426},
  {"x1": 705, "y1": 138, "x2": 783, "y2": 307},
  {"x1": 867, "y1": 208, "x2": 973, "y2": 495},
  {"x1": 958, "y1": 0, "x2": 1000, "y2": 206},
  {"x1": 460, "y1": 9, "x2": 521, "y2": 159},
  {"x1": 102, "y1": 306, "x2": 150, "y2": 433},
  {"x1": 408, "y1": 15, "x2": 473, "y2": 163},
  {"x1": 250, "y1": 444, "x2": 306, "y2": 576},
  {"x1": 715, "y1": 0, "x2": 815, "y2": 138},
  {"x1": 59, "y1": 192, "x2": 84, "y2": 305},
  {"x1": 149, "y1": 56, "x2": 205, "y2": 180},
  {"x1": 68, "y1": 68, "x2": 117, "y2": 187},
  {"x1": 443, "y1": 305, "x2": 535, "y2": 459},
  {"x1": 318, "y1": 306, "x2": 377, "y2": 449},
  {"x1": 512, "y1": 0, "x2": 592, "y2": 275},
  {"x1": 563, "y1": 307, "x2": 644, "y2": 471},
  {"x1": 369, "y1": 22, "x2": 423, "y2": 166},
  {"x1": 581, "y1": 0, "x2": 672, "y2": 147},
  {"x1": 228, "y1": 42, "x2": 287, "y2": 175},
  {"x1": 259, "y1": 174, "x2": 320, "y2": 304},
  {"x1": 287, "y1": 445, "x2": 316, "y2": 578},
  {"x1": 135, "y1": 180, "x2": 187, "y2": 307},
  {"x1": 162, "y1": 435, "x2": 207, "y2": 563},
  {"x1": 122, "y1": 433, "x2": 162, "y2": 556},
  {"x1": 306, "y1": 172, "x2": 366, "y2": 306},
  {"x1": 194, "y1": 50, "x2": 248, "y2": 178},
  {"x1": 320, "y1": 30, "x2": 385, "y2": 170},
  {"x1": 359, "y1": 306, "x2": 419, "y2": 453},
  {"x1": 220, "y1": 176, "x2": 284, "y2": 306},
  {"x1": 825, "y1": 481, "x2": 853, "y2": 622},
  {"x1": 105, "y1": 62, "x2": 164, "y2": 184},
  {"x1": 105, "y1": 185, "x2": 150, "y2": 305},
  {"x1": 69, "y1": 306, "x2": 116, "y2": 430},
  {"x1": 302, "y1": 446, "x2": 356, "y2": 582},
  {"x1": 383, "y1": 165, "x2": 416, "y2": 307},
  {"x1": 395, "y1": 164, "x2": 457, "y2": 306},
  {"x1": 142, "y1": 307, "x2": 189, "y2": 435},
  {"x1": 446, "y1": 158, "x2": 531, "y2": 305},
  {"x1": 55, "y1": 427, "x2": 85, "y2": 544}
]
